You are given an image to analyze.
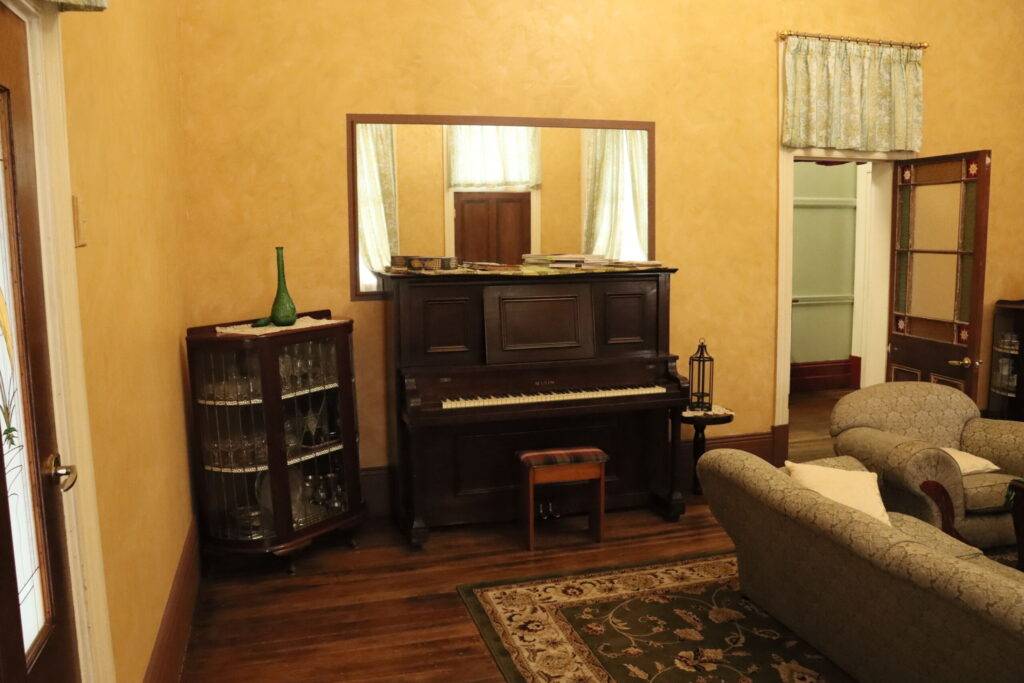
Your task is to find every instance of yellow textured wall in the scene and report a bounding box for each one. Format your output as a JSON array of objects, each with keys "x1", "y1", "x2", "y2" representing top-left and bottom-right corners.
[
  {"x1": 179, "y1": 0, "x2": 1024, "y2": 466},
  {"x1": 61, "y1": 2, "x2": 189, "y2": 681},
  {"x1": 395, "y1": 124, "x2": 444, "y2": 255},
  {"x1": 540, "y1": 127, "x2": 583, "y2": 254}
]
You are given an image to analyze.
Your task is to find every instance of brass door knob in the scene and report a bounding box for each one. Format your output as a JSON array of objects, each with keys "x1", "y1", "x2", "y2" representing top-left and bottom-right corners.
[{"x1": 49, "y1": 453, "x2": 77, "y2": 492}]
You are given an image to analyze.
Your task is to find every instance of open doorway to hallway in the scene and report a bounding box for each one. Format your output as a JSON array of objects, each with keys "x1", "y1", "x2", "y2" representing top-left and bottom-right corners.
[{"x1": 786, "y1": 160, "x2": 886, "y2": 461}]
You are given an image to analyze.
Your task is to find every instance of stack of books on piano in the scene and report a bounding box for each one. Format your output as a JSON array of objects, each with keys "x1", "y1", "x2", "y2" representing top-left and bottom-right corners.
[
  {"x1": 522, "y1": 254, "x2": 610, "y2": 269},
  {"x1": 522, "y1": 254, "x2": 662, "y2": 269}
]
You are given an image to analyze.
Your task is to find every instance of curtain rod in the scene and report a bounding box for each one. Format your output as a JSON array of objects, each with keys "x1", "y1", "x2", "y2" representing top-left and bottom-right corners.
[{"x1": 778, "y1": 30, "x2": 928, "y2": 50}]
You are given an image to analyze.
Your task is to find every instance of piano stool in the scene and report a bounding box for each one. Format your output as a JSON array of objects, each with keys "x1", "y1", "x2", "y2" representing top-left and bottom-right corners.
[{"x1": 518, "y1": 447, "x2": 609, "y2": 551}]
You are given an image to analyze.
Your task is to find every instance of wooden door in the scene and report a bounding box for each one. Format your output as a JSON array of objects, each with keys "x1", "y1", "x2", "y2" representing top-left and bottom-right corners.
[
  {"x1": 454, "y1": 192, "x2": 530, "y2": 264},
  {"x1": 0, "y1": 5, "x2": 79, "y2": 681},
  {"x1": 888, "y1": 151, "x2": 990, "y2": 398}
]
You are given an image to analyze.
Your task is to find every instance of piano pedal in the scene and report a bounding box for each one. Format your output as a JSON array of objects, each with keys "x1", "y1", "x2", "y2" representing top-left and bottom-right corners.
[
  {"x1": 537, "y1": 502, "x2": 547, "y2": 521},
  {"x1": 548, "y1": 501, "x2": 560, "y2": 519}
]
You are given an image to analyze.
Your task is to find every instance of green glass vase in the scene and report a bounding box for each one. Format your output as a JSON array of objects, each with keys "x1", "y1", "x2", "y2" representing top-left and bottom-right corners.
[{"x1": 269, "y1": 246, "x2": 297, "y2": 326}]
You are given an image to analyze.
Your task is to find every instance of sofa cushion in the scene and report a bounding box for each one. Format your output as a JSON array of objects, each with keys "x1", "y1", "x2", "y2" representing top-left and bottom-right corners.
[
  {"x1": 785, "y1": 460, "x2": 891, "y2": 525},
  {"x1": 963, "y1": 472, "x2": 1018, "y2": 512},
  {"x1": 941, "y1": 447, "x2": 1001, "y2": 475},
  {"x1": 889, "y1": 512, "x2": 983, "y2": 559}
]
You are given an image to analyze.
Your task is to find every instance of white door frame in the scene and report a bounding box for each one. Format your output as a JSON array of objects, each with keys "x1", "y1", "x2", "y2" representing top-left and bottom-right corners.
[
  {"x1": 776, "y1": 149, "x2": 909, "y2": 428},
  {"x1": 2, "y1": 1, "x2": 114, "y2": 680}
]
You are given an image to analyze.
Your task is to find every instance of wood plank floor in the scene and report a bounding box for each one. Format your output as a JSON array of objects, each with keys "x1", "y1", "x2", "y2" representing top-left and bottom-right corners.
[{"x1": 181, "y1": 503, "x2": 733, "y2": 682}]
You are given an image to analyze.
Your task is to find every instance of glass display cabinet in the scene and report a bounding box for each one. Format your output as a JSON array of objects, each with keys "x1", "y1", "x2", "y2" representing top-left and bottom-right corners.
[
  {"x1": 185, "y1": 310, "x2": 364, "y2": 557},
  {"x1": 987, "y1": 300, "x2": 1024, "y2": 420}
]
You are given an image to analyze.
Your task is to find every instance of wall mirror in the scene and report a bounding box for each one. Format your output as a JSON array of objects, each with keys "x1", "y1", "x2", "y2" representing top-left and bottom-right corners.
[{"x1": 346, "y1": 115, "x2": 655, "y2": 298}]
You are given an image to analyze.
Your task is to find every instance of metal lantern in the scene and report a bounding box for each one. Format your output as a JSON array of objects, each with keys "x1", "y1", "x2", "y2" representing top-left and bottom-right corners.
[{"x1": 688, "y1": 338, "x2": 714, "y2": 411}]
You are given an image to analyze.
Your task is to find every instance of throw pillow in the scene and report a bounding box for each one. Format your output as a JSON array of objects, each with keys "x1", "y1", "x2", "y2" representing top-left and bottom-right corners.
[
  {"x1": 940, "y1": 447, "x2": 1001, "y2": 475},
  {"x1": 785, "y1": 460, "x2": 891, "y2": 526}
]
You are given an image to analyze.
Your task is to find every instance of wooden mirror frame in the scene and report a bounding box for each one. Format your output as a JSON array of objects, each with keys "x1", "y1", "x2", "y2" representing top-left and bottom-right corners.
[{"x1": 346, "y1": 113, "x2": 656, "y2": 301}]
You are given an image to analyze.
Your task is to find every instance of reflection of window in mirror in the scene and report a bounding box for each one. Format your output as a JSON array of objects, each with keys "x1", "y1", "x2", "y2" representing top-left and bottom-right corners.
[
  {"x1": 352, "y1": 119, "x2": 652, "y2": 296},
  {"x1": 582, "y1": 129, "x2": 648, "y2": 261},
  {"x1": 446, "y1": 126, "x2": 539, "y2": 264}
]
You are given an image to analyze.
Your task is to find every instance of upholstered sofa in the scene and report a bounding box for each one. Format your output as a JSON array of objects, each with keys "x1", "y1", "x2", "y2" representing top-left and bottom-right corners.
[
  {"x1": 699, "y1": 449, "x2": 1024, "y2": 683},
  {"x1": 830, "y1": 381, "x2": 1023, "y2": 549}
]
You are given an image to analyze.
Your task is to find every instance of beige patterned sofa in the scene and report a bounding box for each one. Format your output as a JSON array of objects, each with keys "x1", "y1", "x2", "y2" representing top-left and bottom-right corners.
[
  {"x1": 830, "y1": 381, "x2": 1023, "y2": 549},
  {"x1": 699, "y1": 449, "x2": 1024, "y2": 683}
]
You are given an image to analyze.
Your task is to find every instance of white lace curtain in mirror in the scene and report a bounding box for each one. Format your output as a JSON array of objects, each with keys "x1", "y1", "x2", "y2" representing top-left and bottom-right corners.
[
  {"x1": 782, "y1": 36, "x2": 924, "y2": 152},
  {"x1": 446, "y1": 125, "x2": 540, "y2": 189},
  {"x1": 355, "y1": 124, "x2": 399, "y2": 291},
  {"x1": 582, "y1": 129, "x2": 648, "y2": 261}
]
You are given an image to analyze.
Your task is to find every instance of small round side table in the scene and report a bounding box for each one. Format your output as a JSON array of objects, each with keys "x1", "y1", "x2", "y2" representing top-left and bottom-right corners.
[{"x1": 681, "y1": 408, "x2": 734, "y2": 494}]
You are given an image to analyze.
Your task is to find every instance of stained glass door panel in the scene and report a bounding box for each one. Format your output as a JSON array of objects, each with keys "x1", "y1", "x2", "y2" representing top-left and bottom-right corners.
[{"x1": 889, "y1": 151, "x2": 991, "y2": 398}]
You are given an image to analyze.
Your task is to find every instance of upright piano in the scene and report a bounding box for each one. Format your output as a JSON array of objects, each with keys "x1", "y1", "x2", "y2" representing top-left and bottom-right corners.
[{"x1": 382, "y1": 269, "x2": 689, "y2": 546}]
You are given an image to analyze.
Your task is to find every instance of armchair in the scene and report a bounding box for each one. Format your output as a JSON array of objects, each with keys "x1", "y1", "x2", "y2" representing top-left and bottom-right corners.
[{"x1": 830, "y1": 382, "x2": 1024, "y2": 554}]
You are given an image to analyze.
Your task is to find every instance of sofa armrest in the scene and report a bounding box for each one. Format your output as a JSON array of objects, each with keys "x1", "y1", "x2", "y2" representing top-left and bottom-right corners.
[
  {"x1": 835, "y1": 426, "x2": 965, "y2": 527},
  {"x1": 961, "y1": 417, "x2": 1024, "y2": 477}
]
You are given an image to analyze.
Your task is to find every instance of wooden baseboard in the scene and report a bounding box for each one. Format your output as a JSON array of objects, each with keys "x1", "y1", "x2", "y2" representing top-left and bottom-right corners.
[
  {"x1": 360, "y1": 466, "x2": 390, "y2": 518},
  {"x1": 144, "y1": 521, "x2": 199, "y2": 683},
  {"x1": 771, "y1": 424, "x2": 789, "y2": 466},
  {"x1": 790, "y1": 356, "x2": 861, "y2": 393}
]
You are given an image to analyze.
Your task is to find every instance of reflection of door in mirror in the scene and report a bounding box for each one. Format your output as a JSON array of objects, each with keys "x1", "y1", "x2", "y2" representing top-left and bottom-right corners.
[
  {"x1": 888, "y1": 151, "x2": 990, "y2": 399},
  {"x1": 454, "y1": 192, "x2": 530, "y2": 264}
]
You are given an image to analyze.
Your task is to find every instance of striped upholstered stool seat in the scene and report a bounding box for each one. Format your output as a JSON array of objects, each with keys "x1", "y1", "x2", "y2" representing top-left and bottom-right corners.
[
  {"x1": 517, "y1": 447, "x2": 608, "y2": 550},
  {"x1": 518, "y1": 447, "x2": 610, "y2": 467}
]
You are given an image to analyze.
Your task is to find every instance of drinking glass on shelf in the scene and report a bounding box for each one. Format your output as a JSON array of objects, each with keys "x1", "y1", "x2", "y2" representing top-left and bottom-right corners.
[{"x1": 279, "y1": 351, "x2": 295, "y2": 393}]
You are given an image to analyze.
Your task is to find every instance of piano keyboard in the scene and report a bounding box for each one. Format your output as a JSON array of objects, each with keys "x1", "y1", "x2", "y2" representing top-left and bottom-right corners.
[{"x1": 441, "y1": 385, "x2": 667, "y2": 410}]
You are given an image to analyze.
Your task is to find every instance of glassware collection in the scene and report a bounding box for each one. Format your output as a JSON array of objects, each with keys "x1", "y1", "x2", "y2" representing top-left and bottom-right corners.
[{"x1": 193, "y1": 338, "x2": 349, "y2": 542}]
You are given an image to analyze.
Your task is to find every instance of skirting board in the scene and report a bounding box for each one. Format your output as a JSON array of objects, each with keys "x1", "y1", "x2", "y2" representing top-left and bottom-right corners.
[
  {"x1": 358, "y1": 429, "x2": 781, "y2": 516},
  {"x1": 790, "y1": 356, "x2": 861, "y2": 393},
  {"x1": 144, "y1": 521, "x2": 199, "y2": 683}
]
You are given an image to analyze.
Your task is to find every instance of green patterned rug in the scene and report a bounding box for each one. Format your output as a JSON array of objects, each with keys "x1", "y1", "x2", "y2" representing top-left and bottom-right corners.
[{"x1": 459, "y1": 553, "x2": 852, "y2": 682}]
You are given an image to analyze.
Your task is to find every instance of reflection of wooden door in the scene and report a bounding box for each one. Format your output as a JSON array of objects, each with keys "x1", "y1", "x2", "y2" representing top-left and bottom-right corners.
[
  {"x1": 454, "y1": 192, "x2": 530, "y2": 264},
  {"x1": 888, "y1": 151, "x2": 990, "y2": 399},
  {"x1": 0, "y1": 5, "x2": 79, "y2": 680}
]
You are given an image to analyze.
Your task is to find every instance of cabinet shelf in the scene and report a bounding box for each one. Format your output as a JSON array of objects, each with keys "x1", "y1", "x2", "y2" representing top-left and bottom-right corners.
[
  {"x1": 993, "y1": 345, "x2": 1020, "y2": 355},
  {"x1": 196, "y1": 396, "x2": 263, "y2": 407},
  {"x1": 992, "y1": 387, "x2": 1018, "y2": 399},
  {"x1": 282, "y1": 381, "x2": 340, "y2": 400}
]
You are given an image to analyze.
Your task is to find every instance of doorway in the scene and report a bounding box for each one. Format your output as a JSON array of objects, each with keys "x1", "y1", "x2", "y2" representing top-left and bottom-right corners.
[
  {"x1": 788, "y1": 161, "x2": 864, "y2": 460},
  {"x1": 454, "y1": 191, "x2": 531, "y2": 264},
  {"x1": 775, "y1": 150, "x2": 897, "y2": 462}
]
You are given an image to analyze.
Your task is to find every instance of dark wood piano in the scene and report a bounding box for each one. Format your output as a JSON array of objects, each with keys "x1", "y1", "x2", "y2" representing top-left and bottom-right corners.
[{"x1": 382, "y1": 268, "x2": 689, "y2": 546}]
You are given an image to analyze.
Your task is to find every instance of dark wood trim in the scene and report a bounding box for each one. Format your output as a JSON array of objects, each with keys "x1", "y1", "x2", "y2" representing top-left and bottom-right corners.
[
  {"x1": 790, "y1": 355, "x2": 861, "y2": 393},
  {"x1": 684, "y1": 430, "x2": 775, "y2": 490},
  {"x1": 360, "y1": 466, "x2": 390, "y2": 518},
  {"x1": 771, "y1": 424, "x2": 789, "y2": 466},
  {"x1": 143, "y1": 522, "x2": 199, "y2": 683},
  {"x1": 919, "y1": 480, "x2": 969, "y2": 544},
  {"x1": 346, "y1": 113, "x2": 656, "y2": 301}
]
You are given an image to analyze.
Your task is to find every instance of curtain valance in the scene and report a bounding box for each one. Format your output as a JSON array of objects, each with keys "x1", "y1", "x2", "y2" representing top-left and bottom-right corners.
[
  {"x1": 782, "y1": 36, "x2": 923, "y2": 152},
  {"x1": 45, "y1": 0, "x2": 107, "y2": 11}
]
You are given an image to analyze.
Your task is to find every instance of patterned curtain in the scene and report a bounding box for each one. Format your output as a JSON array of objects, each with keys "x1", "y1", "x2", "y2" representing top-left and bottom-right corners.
[
  {"x1": 782, "y1": 36, "x2": 923, "y2": 152},
  {"x1": 355, "y1": 124, "x2": 399, "y2": 291},
  {"x1": 582, "y1": 129, "x2": 648, "y2": 261},
  {"x1": 45, "y1": 0, "x2": 107, "y2": 10}
]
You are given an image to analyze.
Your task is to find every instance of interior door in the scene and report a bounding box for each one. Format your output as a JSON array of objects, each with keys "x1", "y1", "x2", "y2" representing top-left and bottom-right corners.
[
  {"x1": 888, "y1": 151, "x2": 990, "y2": 398},
  {"x1": 0, "y1": 4, "x2": 79, "y2": 681},
  {"x1": 454, "y1": 191, "x2": 530, "y2": 264}
]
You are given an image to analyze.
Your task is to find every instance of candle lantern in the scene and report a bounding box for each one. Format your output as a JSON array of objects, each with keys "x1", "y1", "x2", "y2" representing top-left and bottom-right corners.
[{"x1": 688, "y1": 339, "x2": 714, "y2": 411}]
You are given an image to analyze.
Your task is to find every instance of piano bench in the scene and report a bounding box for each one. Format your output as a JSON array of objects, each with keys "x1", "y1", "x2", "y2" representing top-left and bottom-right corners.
[{"x1": 518, "y1": 447, "x2": 608, "y2": 551}]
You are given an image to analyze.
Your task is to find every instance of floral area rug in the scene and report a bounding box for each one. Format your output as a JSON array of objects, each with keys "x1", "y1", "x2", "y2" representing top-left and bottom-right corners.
[{"x1": 459, "y1": 554, "x2": 852, "y2": 682}]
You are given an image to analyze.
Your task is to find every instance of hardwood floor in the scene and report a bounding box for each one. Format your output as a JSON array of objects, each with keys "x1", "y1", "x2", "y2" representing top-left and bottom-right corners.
[
  {"x1": 787, "y1": 389, "x2": 851, "y2": 463},
  {"x1": 181, "y1": 504, "x2": 732, "y2": 682}
]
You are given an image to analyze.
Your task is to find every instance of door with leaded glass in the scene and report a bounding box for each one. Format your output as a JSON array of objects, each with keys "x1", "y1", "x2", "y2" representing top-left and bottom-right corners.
[
  {"x1": 0, "y1": 3, "x2": 79, "y2": 681},
  {"x1": 888, "y1": 151, "x2": 991, "y2": 398}
]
